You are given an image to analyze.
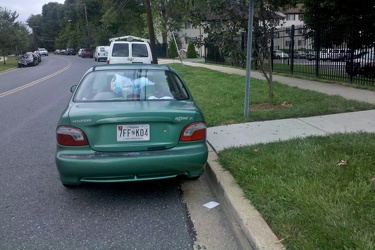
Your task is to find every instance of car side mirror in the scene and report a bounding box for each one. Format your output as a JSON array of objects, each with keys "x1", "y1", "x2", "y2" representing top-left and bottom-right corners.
[{"x1": 70, "y1": 85, "x2": 77, "y2": 93}]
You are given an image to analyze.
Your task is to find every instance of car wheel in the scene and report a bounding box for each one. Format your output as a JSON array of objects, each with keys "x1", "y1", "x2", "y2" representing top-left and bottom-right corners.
[
  {"x1": 187, "y1": 176, "x2": 200, "y2": 180},
  {"x1": 62, "y1": 183, "x2": 80, "y2": 188}
]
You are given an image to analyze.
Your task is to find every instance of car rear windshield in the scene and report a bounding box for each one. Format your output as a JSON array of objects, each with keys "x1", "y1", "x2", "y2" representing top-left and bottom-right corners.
[{"x1": 74, "y1": 69, "x2": 190, "y2": 102}]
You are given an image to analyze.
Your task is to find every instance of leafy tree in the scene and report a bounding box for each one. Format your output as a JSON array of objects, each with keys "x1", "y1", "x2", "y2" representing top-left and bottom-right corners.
[
  {"x1": 302, "y1": 0, "x2": 375, "y2": 23},
  {"x1": 187, "y1": 0, "x2": 297, "y2": 103},
  {"x1": 100, "y1": 0, "x2": 146, "y2": 39},
  {"x1": 151, "y1": 0, "x2": 189, "y2": 57},
  {"x1": 27, "y1": 14, "x2": 43, "y2": 49},
  {"x1": 26, "y1": 2, "x2": 65, "y2": 51},
  {"x1": 252, "y1": 0, "x2": 297, "y2": 103},
  {"x1": 301, "y1": 0, "x2": 375, "y2": 49},
  {"x1": 0, "y1": 7, "x2": 30, "y2": 63}
]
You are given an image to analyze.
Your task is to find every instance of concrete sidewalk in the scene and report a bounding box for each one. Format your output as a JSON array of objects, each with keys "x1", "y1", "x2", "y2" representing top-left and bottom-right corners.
[
  {"x1": 159, "y1": 58, "x2": 375, "y2": 249},
  {"x1": 161, "y1": 58, "x2": 375, "y2": 105},
  {"x1": 208, "y1": 110, "x2": 375, "y2": 152}
]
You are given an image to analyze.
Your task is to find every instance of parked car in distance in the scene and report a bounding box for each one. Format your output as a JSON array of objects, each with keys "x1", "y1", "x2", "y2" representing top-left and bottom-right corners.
[
  {"x1": 78, "y1": 48, "x2": 84, "y2": 57},
  {"x1": 65, "y1": 48, "x2": 75, "y2": 55},
  {"x1": 60, "y1": 49, "x2": 66, "y2": 55},
  {"x1": 55, "y1": 49, "x2": 60, "y2": 55},
  {"x1": 94, "y1": 46, "x2": 109, "y2": 62},
  {"x1": 55, "y1": 64, "x2": 208, "y2": 187},
  {"x1": 273, "y1": 49, "x2": 289, "y2": 59},
  {"x1": 38, "y1": 48, "x2": 49, "y2": 56},
  {"x1": 305, "y1": 52, "x2": 316, "y2": 61},
  {"x1": 319, "y1": 50, "x2": 330, "y2": 61},
  {"x1": 293, "y1": 51, "x2": 306, "y2": 59},
  {"x1": 33, "y1": 51, "x2": 42, "y2": 63},
  {"x1": 330, "y1": 49, "x2": 351, "y2": 61},
  {"x1": 363, "y1": 59, "x2": 375, "y2": 78},
  {"x1": 81, "y1": 48, "x2": 94, "y2": 58},
  {"x1": 107, "y1": 35, "x2": 153, "y2": 64},
  {"x1": 18, "y1": 52, "x2": 38, "y2": 67},
  {"x1": 346, "y1": 52, "x2": 375, "y2": 77}
]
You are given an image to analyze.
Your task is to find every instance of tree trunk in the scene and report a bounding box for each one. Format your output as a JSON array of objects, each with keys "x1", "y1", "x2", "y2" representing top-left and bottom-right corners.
[{"x1": 161, "y1": 7, "x2": 168, "y2": 58}]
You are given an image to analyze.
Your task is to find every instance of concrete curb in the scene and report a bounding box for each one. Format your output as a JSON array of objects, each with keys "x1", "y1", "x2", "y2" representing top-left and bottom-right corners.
[{"x1": 205, "y1": 144, "x2": 285, "y2": 250}]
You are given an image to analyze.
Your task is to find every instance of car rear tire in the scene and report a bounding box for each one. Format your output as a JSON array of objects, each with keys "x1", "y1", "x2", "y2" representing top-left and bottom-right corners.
[{"x1": 62, "y1": 183, "x2": 80, "y2": 188}]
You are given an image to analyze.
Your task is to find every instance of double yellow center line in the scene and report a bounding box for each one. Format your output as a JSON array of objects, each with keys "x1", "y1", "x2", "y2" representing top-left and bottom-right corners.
[{"x1": 0, "y1": 61, "x2": 71, "y2": 99}]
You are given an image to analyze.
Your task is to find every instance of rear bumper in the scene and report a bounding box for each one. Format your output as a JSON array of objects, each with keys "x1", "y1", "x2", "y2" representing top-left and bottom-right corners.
[
  {"x1": 97, "y1": 56, "x2": 108, "y2": 61},
  {"x1": 56, "y1": 142, "x2": 208, "y2": 185}
]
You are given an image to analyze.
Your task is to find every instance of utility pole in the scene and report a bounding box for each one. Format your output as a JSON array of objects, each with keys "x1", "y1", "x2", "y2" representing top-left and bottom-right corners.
[
  {"x1": 144, "y1": 0, "x2": 158, "y2": 64},
  {"x1": 83, "y1": 2, "x2": 89, "y2": 37}
]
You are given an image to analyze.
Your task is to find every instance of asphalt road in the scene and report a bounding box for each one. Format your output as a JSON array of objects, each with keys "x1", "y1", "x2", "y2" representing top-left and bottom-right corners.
[{"x1": 0, "y1": 55, "x2": 241, "y2": 249}]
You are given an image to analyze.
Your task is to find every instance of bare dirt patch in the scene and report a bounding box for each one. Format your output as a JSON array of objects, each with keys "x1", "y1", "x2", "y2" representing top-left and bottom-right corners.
[{"x1": 250, "y1": 102, "x2": 292, "y2": 110}]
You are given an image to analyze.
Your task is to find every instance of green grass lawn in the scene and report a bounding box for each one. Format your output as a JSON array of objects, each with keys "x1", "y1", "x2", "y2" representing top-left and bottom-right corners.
[
  {"x1": 171, "y1": 64, "x2": 375, "y2": 127},
  {"x1": 0, "y1": 56, "x2": 18, "y2": 71},
  {"x1": 171, "y1": 64, "x2": 375, "y2": 249},
  {"x1": 219, "y1": 133, "x2": 375, "y2": 249}
]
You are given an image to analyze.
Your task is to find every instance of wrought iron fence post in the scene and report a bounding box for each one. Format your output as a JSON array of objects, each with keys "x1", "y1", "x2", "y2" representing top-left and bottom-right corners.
[
  {"x1": 271, "y1": 29, "x2": 274, "y2": 70},
  {"x1": 290, "y1": 25, "x2": 295, "y2": 74},
  {"x1": 315, "y1": 22, "x2": 321, "y2": 77},
  {"x1": 349, "y1": 18, "x2": 355, "y2": 83}
]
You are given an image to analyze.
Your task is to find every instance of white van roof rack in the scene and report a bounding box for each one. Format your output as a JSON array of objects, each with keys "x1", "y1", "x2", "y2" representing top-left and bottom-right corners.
[{"x1": 109, "y1": 35, "x2": 150, "y2": 43}]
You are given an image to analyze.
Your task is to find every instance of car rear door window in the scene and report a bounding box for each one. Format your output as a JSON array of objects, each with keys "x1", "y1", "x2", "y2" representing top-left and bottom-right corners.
[
  {"x1": 132, "y1": 44, "x2": 149, "y2": 57},
  {"x1": 112, "y1": 43, "x2": 129, "y2": 57}
]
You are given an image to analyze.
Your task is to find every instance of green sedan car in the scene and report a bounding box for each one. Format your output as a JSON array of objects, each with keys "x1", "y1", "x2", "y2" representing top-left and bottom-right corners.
[{"x1": 55, "y1": 64, "x2": 208, "y2": 187}]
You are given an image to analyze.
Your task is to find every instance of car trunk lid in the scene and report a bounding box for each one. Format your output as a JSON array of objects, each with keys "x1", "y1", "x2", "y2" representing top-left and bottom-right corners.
[{"x1": 68, "y1": 101, "x2": 199, "y2": 152}]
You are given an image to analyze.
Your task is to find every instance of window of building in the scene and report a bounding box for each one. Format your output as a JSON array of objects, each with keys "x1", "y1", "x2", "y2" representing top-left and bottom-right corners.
[
  {"x1": 287, "y1": 14, "x2": 296, "y2": 21},
  {"x1": 297, "y1": 40, "x2": 306, "y2": 46},
  {"x1": 184, "y1": 23, "x2": 193, "y2": 29}
]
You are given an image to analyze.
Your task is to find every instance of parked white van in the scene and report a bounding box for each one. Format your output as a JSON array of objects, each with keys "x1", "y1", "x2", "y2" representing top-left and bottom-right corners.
[
  {"x1": 94, "y1": 46, "x2": 109, "y2": 62},
  {"x1": 107, "y1": 36, "x2": 153, "y2": 64}
]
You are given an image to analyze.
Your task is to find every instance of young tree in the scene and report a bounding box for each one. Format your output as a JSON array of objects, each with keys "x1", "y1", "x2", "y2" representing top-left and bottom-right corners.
[
  {"x1": 252, "y1": 0, "x2": 297, "y2": 103},
  {"x1": 168, "y1": 38, "x2": 178, "y2": 58},
  {"x1": 186, "y1": 42, "x2": 198, "y2": 58},
  {"x1": 187, "y1": 0, "x2": 297, "y2": 103},
  {"x1": 151, "y1": 0, "x2": 188, "y2": 57}
]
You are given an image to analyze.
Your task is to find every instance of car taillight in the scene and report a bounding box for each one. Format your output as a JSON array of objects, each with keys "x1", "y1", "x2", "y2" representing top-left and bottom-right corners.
[
  {"x1": 180, "y1": 122, "x2": 207, "y2": 141},
  {"x1": 56, "y1": 126, "x2": 88, "y2": 146}
]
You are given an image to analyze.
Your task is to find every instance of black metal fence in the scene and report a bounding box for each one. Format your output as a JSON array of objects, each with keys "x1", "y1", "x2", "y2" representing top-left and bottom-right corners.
[{"x1": 205, "y1": 15, "x2": 375, "y2": 86}]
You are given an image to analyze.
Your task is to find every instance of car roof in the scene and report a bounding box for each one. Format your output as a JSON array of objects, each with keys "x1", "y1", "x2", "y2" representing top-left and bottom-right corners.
[{"x1": 90, "y1": 64, "x2": 173, "y2": 72}]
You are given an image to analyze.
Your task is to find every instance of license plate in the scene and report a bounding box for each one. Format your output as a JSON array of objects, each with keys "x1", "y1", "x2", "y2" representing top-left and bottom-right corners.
[{"x1": 117, "y1": 124, "x2": 150, "y2": 141}]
